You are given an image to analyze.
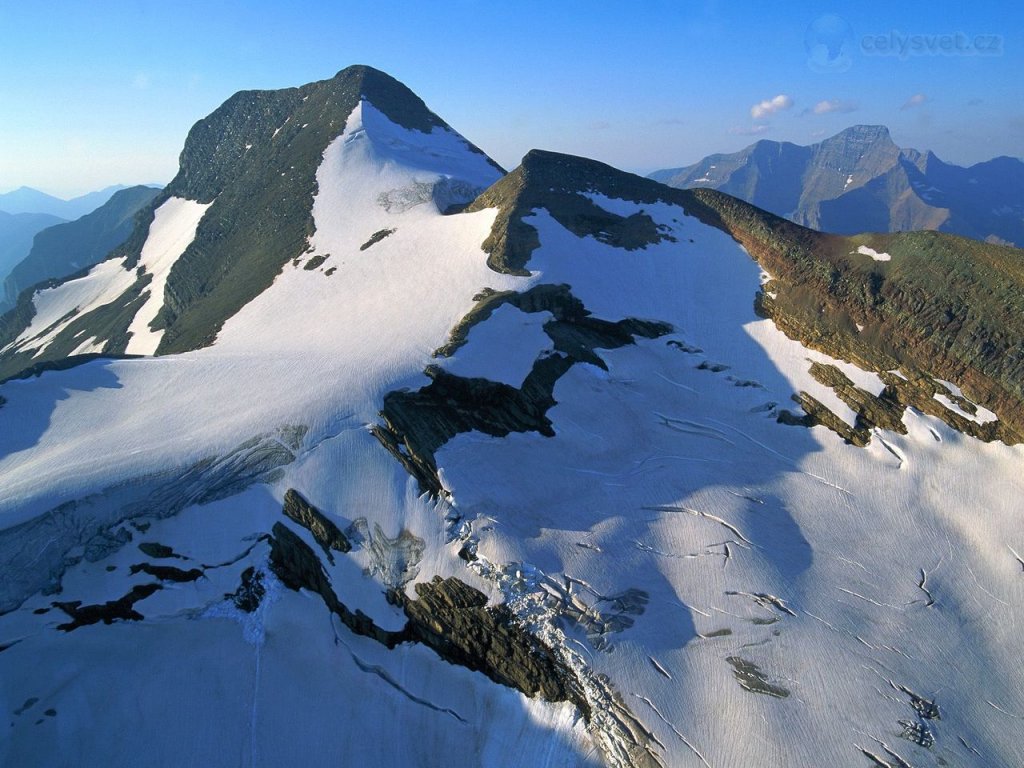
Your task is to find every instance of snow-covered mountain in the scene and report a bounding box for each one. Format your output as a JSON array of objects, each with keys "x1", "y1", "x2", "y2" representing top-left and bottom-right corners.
[
  {"x1": 1, "y1": 66, "x2": 1022, "y2": 768},
  {"x1": 649, "y1": 126, "x2": 1024, "y2": 246}
]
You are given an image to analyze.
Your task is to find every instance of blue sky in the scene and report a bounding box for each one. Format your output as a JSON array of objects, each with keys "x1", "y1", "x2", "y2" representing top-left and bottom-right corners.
[{"x1": 1, "y1": 0, "x2": 1021, "y2": 196}]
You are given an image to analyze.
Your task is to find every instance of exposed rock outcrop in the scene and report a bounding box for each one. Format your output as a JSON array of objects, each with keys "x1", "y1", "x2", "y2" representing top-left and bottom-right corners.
[
  {"x1": 465, "y1": 149, "x2": 677, "y2": 274},
  {"x1": 128, "y1": 563, "x2": 203, "y2": 583},
  {"x1": 399, "y1": 576, "x2": 591, "y2": 716},
  {"x1": 52, "y1": 583, "x2": 162, "y2": 632},
  {"x1": 282, "y1": 488, "x2": 351, "y2": 563},
  {"x1": 267, "y1": 522, "x2": 402, "y2": 647},
  {"x1": 227, "y1": 566, "x2": 266, "y2": 613}
]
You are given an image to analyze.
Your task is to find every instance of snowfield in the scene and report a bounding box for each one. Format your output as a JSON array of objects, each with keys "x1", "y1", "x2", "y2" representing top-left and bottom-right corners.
[{"x1": 1, "y1": 101, "x2": 1022, "y2": 768}]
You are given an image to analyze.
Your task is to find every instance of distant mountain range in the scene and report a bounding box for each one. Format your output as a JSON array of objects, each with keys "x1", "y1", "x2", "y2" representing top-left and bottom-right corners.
[
  {"x1": 0, "y1": 185, "x2": 160, "y2": 312},
  {"x1": 649, "y1": 125, "x2": 1024, "y2": 245},
  {"x1": 0, "y1": 185, "x2": 132, "y2": 220}
]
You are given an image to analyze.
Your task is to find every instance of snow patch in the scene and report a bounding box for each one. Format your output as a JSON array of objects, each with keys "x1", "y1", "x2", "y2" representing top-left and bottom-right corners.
[
  {"x1": 125, "y1": 197, "x2": 212, "y2": 355},
  {"x1": 856, "y1": 245, "x2": 891, "y2": 261},
  {"x1": 934, "y1": 392, "x2": 999, "y2": 424},
  {"x1": 443, "y1": 304, "x2": 553, "y2": 387}
]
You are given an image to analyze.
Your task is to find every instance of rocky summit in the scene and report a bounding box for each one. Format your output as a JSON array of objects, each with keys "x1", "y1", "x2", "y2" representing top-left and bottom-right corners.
[{"x1": 1, "y1": 66, "x2": 1023, "y2": 768}]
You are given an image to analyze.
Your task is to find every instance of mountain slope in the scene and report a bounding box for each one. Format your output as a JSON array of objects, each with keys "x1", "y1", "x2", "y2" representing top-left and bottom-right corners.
[
  {"x1": 0, "y1": 210, "x2": 65, "y2": 285},
  {"x1": 0, "y1": 70, "x2": 1022, "y2": 768},
  {"x1": 650, "y1": 126, "x2": 1024, "y2": 244},
  {"x1": 0, "y1": 185, "x2": 161, "y2": 312}
]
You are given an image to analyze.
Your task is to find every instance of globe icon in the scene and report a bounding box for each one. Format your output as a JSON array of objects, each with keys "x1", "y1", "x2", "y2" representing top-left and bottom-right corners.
[{"x1": 805, "y1": 15, "x2": 855, "y2": 73}]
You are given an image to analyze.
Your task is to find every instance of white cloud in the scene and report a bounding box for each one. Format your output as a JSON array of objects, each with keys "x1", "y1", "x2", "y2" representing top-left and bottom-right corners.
[
  {"x1": 811, "y1": 99, "x2": 858, "y2": 115},
  {"x1": 750, "y1": 94, "x2": 793, "y2": 119},
  {"x1": 901, "y1": 93, "x2": 928, "y2": 110}
]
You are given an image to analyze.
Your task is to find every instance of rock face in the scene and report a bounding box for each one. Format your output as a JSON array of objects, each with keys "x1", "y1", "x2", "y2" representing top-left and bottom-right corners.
[
  {"x1": 150, "y1": 65, "x2": 497, "y2": 355},
  {"x1": 5, "y1": 66, "x2": 1024, "y2": 768},
  {"x1": 649, "y1": 125, "x2": 1024, "y2": 245},
  {"x1": 227, "y1": 566, "x2": 265, "y2": 613},
  {"x1": 128, "y1": 562, "x2": 203, "y2": 582},
  {"x1": 400, "y1": 576, "x2": 590, "y2": 716},
  {"x1": 268, "y1": 521, "x2": 403, "y2": 646},
  {"x1": 464, "y1": 148, "x2": 1024, "y2": 445},
  {"x1": 52, "y1": 583, "x2": 162, "y2": 632},
  {"x1": 282, "y1": 488, "x2": 351, "y2": 562},
  {"x1": 466, "y1": 149, "x2": 677, "y2": 275}
]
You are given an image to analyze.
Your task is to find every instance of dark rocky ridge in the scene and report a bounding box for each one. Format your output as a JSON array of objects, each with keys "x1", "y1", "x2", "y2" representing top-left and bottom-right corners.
[
  {"x1": 228, "y1": 567, "x2": 266, "y2": 613},
  {"x1": 399, "y1": 576, "x2": 590, "y2": 715},
  {"x1": 128, "y1": 562, "x2": 204, "y2": 582},
  {"x1": 684, "y1": 188, "x2": 1024, "y2": 443},
  {"x1": 52, "y1": 583, "x2": 162, "y2": 632},
  {"x1": 153, "y1": 65, "x2": 497, "y2": 354},
  {"x1": 0, "y1": 268, "x2": 152, "y2": 383},
  {"x1": 269, "y1": 522, "x2": 400, "y2": 645}
]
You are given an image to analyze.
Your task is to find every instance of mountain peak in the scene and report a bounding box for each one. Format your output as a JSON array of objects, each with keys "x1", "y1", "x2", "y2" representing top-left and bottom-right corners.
[
  {"x1": 835, "y1": 123, "x2": 890, "y2": 138},
  {"x1": 331, "y1": 65, "x2": 446, "y2": 134},
  {"x1": 823, "y1": 124, "x2": 894, "y2": 148},
  {"x1": 0, "y1": 66, "x2": 505, "y2": 368}
]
